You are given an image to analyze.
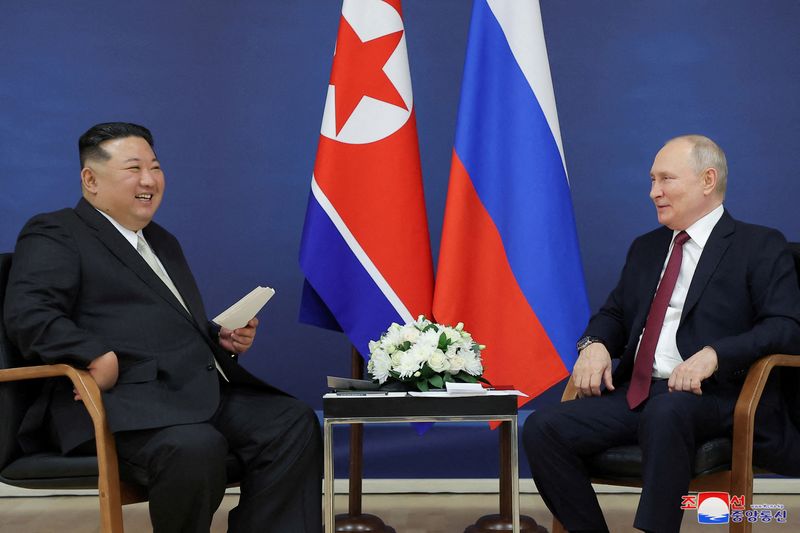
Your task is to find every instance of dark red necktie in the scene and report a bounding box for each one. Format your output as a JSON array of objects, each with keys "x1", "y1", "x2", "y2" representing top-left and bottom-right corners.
[{"x1": 627, "y1": 231, "x2": 690, "y2": 409}]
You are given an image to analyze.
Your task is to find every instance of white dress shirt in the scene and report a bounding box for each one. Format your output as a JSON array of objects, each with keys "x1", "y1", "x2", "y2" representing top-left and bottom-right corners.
[
  {"x1": 635, "y1": 204, "x2": 725, "y2": 378},
  {"x1": 95, "y1": 210, "x2": 170, "y2": 276}
]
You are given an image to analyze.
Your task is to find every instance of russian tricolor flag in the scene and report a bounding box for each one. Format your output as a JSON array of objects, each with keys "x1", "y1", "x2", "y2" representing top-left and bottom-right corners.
[
  {"x1": 433, "y1": 0, "x2": 589, "y2": 404},
  {"x1": 299, "y1": 0, "x2": 434, "y2": 357}
]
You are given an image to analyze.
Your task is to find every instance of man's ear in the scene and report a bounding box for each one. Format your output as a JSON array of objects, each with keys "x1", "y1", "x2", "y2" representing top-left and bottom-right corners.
[
  {"x1": 81, "y1": 167, "x2": 97, "y2": 194},
  {"x1": 702, "y1": 167, "x2": 718, "y2": 196}
]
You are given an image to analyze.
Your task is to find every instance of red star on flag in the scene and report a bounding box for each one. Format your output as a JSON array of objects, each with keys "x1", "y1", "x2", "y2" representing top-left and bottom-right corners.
[{"x1": 329, "y1": 17, "x2": 408, "y2": 135}]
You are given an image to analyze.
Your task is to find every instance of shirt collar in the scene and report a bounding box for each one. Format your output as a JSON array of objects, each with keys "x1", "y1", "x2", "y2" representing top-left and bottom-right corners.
[
  {"x1": 95, "y1": 209, "x2": 143, "y2": 248},
  {"x1": 677, "y1": 204, "x2": 724, "y2": 249}
]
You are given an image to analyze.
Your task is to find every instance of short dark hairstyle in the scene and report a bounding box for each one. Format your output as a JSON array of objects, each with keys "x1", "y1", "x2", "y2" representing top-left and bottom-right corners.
[{"x1": 78, "y1": 122, "x2": 154, "y2": 168}]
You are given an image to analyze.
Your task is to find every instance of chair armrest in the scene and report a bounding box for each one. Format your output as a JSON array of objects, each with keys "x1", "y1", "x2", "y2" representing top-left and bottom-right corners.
[
  {"x1": 730, "y1": 354, "x2": 800, "y2": 493},
  {"x1": 560, "y1": 374, "x2": 579, "y2": 402},
  {"x1": 0, "y1": 363, "x2": 106, "y2": 424},
  {"x1": 733, "y1": 354, "x2": 800, "y2": 464},
  {"x1": 0, "y1": 364, "x2": 105, "y2": 421},
  {"x1": 0, "y1": 363, "x2": 123, "y2": 514}
]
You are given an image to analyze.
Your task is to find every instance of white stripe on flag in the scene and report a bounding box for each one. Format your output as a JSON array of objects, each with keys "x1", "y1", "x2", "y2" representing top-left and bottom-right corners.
[
  {"x1": 310, "y1": 175, "x2": 414, "y2": 325},
  {"x1": 486, "y1": 0, "x2": 567, "y2": 178}
]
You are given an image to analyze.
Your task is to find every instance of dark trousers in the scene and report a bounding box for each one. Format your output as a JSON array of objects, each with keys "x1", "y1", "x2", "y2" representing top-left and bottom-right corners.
[
  {"x1": 522, "y1": 380, "x2": 727, "y2": 533},
  {"x1": 114, "y1": 383, "x2": 322, "y2": 533}
]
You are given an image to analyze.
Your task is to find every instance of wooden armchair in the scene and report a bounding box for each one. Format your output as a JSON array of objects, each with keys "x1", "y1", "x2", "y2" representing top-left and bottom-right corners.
[
  {"x1": 551, "y1": 354, "x2": 800, "y2": 533},
  {"x1": 552, "y1": 243, "x2": 800, "y2": 533},
  {"x1": 0, "y1": 252, "x2": 242, "y2": 532},
  {"x1": 0, "y1": 252, "x2": 147, "y2": 532}
]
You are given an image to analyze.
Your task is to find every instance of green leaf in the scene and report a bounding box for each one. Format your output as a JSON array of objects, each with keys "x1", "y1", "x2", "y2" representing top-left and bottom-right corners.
[
  {"x1": 437, "y1": 332, "x2": 449, "y2": 351},
  {"x1": 399, "y1": 341, "x2": 411, "y2": 351},
  {"x1": 429, "y1": 374, "x2": 444, "y2": 388},
  {"x1": 459, "y1": 373, "x2": 477, "y2": 383},
  {"x1": 418, "y1": 380, "x2": 429, "y2": 392}
]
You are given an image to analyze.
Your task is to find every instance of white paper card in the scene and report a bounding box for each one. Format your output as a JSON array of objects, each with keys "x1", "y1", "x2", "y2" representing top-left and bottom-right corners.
[
  {"x1": 213, "y1": 286, "x2": 275, "y2": 329},
  {"x1": 445, "y1": 382, "x2": 486, "y2": 394}
]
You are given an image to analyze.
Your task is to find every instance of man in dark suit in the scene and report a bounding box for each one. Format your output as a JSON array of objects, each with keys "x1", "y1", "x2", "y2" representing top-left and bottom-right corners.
[
  {"x1": 4, "y1": 122, "x2": 322, "y2": 533},
  {"x1": 523, "y1": 135, "x2": 800, "y2": 533}
]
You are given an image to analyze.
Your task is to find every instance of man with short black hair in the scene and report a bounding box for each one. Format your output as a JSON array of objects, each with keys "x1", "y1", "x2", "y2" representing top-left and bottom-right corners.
[
  {"x1": 5, "y1": 122, "x2": 322, "y2": 533},
  {"x1": 523, "y1": 135, "x2": 800, "y2": 533}
]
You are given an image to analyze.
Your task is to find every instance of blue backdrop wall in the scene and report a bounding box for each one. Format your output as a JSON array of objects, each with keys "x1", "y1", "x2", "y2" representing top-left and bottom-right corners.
[{"x1": 2, "y1": 0, "x2": 799, "y2": 478}]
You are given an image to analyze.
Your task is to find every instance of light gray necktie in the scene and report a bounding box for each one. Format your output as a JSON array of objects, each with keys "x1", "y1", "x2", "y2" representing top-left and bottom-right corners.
[
  {"x1": 136, "y1": 234, "x2": 229, "y2": 381},
  {"x1": 136, "y1": 234, "x2": 189, "y2": 312}
]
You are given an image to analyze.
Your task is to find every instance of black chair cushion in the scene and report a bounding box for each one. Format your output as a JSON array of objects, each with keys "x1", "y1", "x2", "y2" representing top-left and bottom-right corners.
[
  {"x1": 0, "y1": 452, "x2": 100, "y2": 489},
  {"x1": 1, "y1": 450, "x2": 244, "y2": 490},
  {"x1": 587, "y1": 437, "x2": 732, "y2": 480}
]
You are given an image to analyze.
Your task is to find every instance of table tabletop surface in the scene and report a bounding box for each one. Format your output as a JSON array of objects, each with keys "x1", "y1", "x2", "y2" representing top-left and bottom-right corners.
[{"x1": 323, "y1": 394, "x2": 519, "y2": 418}]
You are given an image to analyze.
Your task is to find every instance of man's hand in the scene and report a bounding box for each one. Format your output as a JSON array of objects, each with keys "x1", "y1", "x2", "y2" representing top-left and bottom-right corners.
[
  {"x1": 668, "y1": 346, "x2": 718, "y2": 395},
  {"x1": 75, "y1": 351, "x2": 119, "y2": 400},
  {"x1": 219, "y1": 317, "x2": 258, "y2": 355},
  {"x1": 572, "y1": 342, "x2": 615, "y2": 398}
]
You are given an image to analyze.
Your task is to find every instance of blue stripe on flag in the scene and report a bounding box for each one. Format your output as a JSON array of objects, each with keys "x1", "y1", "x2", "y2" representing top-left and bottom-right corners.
[
  {"x1": 299, "y1": 195, "x2": 404, "y2": 356},
  {"x1": 453, "y1": 0, "x2": 588, "y2": 369}
]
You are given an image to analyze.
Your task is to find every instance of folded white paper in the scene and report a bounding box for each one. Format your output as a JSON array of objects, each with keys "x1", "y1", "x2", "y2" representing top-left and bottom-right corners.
[
  {"x1": 212, "y1": 286, "x2": 275, "y2": 329},
  {"x1": 445, "y1": 382, "x2": 486, "y2": 394},
  {"x1": 408, "y1": 388, "x2": 529, "y2": 398}
]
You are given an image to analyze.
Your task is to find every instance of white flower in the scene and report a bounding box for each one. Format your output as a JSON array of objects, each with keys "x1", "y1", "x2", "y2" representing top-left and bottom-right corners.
[
  {"x1": 390, "y1": 350, "x2": 406, "y2": 368},
  {"x1": 395, "y1": 351, "x2": 423, "y2": 378},
  {"x1": 382, "y1": 323, "x2": 405, "y2": 350},
  {"x1": 367, "y1": 316, "x2": 484, "y2": 386},
  {"x1": 400, "y1": 325, "x2": 421, "y2": 344},
  {"x1": 406, "y1": 342, "x2": 434, "y2": 366},
  {"x1": 447, "y1": 355, "x2": 466, "y2": 374},
  {"x1": 427, "y1": 349, "x2": 450, "y2": 373},
  {"x1": 444, "y1": 344, "x2": 460, "y2": 359},
  {"x1": 441, "y1": 326, "x2": 461, "y2": 345},
  {"x1": 464, "y1": 354, "x2": 483, "y2": 376},
  {"x1": 417, "y1": 329, "x2": 441, "y2": 350},
  {"x1": 367, "y1": 352, "x2": 392, "y2": 384}
]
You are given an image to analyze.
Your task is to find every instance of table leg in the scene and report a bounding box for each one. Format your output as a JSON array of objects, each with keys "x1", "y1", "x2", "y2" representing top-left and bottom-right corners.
[
  {"x1": 324, "y1": 419, "x2": 334, "y2": 533},
  {"x1": 511, "y1": 415, "x2": 520, "y2": 533},
  {"x1": 464, "y1": 418, "x2": 544, "y2": 533}
]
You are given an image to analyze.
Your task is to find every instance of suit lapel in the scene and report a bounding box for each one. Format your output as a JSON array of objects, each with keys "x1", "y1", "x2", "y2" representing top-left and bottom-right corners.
[
  {"x1": 681, "y1": 211, "x2": 735, "y2": 323},
  {"x1": 143, "y1": 226, "x2": 210, "y2": 333},
  {"x1": 73, "y1": 199, "x2": 194, "y2": 322}
]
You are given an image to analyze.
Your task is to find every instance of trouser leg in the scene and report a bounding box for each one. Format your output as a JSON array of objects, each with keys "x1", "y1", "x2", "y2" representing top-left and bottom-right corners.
[
  {"x1": 115, "y1": 424, "x2": 228, "y2": 533},
  {"x1": 523, "y1": 386, "x2": 639, "y2": 532},
  {"x1": 213, "y1": 385, "x2": 323, "y2": 533},
  {"x1": 635, "y1": 381, "x2": 725, "y2": 533}
]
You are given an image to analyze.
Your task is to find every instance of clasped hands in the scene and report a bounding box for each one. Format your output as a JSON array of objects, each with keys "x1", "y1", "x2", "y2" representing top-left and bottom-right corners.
[
  {"x1": 572, "y1": 342, "x2": 718, "y2": 398},
  {"x1": 74, "y1": 317, "x2": 259, "y2": 401}
]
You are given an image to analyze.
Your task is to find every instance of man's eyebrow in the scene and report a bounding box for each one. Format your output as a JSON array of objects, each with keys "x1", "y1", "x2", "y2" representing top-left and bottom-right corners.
[{"x1": 123, "y1": 157, "x2": 159, "y2": 163}]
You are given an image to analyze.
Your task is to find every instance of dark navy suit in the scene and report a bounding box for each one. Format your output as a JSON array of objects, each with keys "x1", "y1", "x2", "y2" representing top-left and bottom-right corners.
[{"x1": 523, "y1": 211, "x2": 800, "y2": 533}]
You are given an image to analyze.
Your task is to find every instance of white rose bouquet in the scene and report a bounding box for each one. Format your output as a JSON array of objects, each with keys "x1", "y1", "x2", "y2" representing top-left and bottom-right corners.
[{"x1": 366, "y1": 315, "x2": 486, "y2": 392}]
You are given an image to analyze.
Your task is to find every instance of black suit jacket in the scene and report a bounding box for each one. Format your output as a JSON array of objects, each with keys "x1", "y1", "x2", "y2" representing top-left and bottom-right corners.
[
  {"x1": 583, "y1": 210, "x2": 800, "y2": 472},
  {"x1": 4, "y1": 198, "x2": 276, "y2": 453}
]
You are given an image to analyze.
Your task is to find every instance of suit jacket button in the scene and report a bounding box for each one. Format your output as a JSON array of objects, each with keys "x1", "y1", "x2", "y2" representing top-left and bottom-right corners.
[{"x1": 206, "y1": 364, "x2": 214, "y2": 371}]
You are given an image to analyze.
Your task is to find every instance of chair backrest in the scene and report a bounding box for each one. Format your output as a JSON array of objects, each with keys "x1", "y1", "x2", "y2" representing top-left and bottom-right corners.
[
  {"x1": 0, "y1": 252, "x2": 42, "y2": 469},
  {"x1": 782, "y1": 243, "x2": 800, "y2": 431}
]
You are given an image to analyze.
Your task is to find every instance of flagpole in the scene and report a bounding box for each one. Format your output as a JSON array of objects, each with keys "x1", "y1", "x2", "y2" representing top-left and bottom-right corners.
[{"x1": 333, "y1": 346, "x2": 395, "y2": 533}]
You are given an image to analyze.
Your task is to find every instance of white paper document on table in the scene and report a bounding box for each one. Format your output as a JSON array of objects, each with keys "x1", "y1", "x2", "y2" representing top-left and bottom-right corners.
[
  {"x1": 323, "y1": 392, "x2": 408, "y2": 399},
  {"x1": 407, "y1": 382, "x2": 529, "y2": 398},
  {"x1": 213, "y1": 286, "x2": 275, "y2": 329}
]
